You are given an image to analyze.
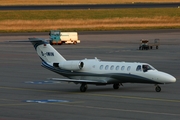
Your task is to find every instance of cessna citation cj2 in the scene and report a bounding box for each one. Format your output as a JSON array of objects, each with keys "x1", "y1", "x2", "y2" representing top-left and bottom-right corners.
[{"x1": 26, "y1": 38, "x2": 176, "y2": 92}]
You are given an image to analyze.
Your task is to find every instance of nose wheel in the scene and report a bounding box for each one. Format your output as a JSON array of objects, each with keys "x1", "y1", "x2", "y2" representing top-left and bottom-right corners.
[
  {"x1": 80, "y1": 83, "x2": 88, "y2": 92},
  {"x1": 155, "y1": 85, "x2": 161, "y2": 92}
]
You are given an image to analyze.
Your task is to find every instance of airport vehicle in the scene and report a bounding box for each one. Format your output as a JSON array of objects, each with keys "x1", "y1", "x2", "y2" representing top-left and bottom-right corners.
[
  {"x1": 139, "y1": 39, "x2": 160, "y2": 50},
  {"x1": 25, "y1": 38, "x2": 176, "y2": 92},
  {"x1": 49, "y1": 30, "x2": 80, "y2": 45}
]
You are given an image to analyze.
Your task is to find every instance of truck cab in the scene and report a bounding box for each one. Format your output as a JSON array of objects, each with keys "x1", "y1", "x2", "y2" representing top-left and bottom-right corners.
[{"x1": 49, "y1": 30, "x2": 61, "y2": 45}]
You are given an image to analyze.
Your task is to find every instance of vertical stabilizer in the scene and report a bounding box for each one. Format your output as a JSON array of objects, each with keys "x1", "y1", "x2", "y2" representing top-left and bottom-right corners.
[{"x1": 29, "y1": 38, "x2": 66, "y2": 63}]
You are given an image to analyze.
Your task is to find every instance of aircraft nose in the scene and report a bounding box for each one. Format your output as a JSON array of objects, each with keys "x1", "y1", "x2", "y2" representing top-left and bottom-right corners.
[
  {"x1": 163, "y1": 72, "x2": 176, "y2": 83},
  {"x1": 169, "y1": 75, "x2": 176, "y2": 83}
]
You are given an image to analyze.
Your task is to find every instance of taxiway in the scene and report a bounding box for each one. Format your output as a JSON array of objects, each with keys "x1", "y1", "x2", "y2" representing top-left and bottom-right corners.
[{"x1": 0, "y1": 30, "x2": 180, "y2": 120}]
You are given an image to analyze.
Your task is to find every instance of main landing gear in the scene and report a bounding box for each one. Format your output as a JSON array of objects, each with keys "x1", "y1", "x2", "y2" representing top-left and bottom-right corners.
[
  {"x1": 155, "y1": 84, "x2": 161, "y2": 92},
  {"x1": 113, "y1": 83, "x2": 123, "y2": 90},
  {"x1": 113, "y1": 84, "x2": 119, "y2": 89},
  {"x1": 80, "y1": 83, "x2": 122, "y2": 92},
  {"x1": 80, "y1": 83, "x2": 88, "y2": 92}
]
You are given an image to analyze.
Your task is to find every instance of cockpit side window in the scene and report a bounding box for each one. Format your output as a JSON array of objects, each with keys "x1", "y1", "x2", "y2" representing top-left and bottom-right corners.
[{"x1": 136, "y1": 65, "x2": 141, "y2": 71}]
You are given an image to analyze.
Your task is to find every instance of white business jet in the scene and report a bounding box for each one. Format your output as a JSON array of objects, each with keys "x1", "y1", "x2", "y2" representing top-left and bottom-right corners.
[{"x1": 27, "y1": 38, "x2": 176, "y2": 92}]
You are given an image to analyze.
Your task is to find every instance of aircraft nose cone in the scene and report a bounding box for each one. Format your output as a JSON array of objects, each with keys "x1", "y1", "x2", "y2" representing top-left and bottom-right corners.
[
  {"x1": 164, "y1": 73, "x2": 176, "y2": 83},
  {"x1": 158, "y1": 71, "x2": 176, "y2": 83},
  {"x1": 169, "y1": 75, "x2": 176, "y2": 83}
]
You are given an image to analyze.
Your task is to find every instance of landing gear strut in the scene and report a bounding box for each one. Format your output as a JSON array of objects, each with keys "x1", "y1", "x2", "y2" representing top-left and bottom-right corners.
[
  {"x1": 80, "y1": 83, "x2": 88, "y2": 92},
  {"x1": 155, "y1": 85, "x2": 161, "y2": 92}
]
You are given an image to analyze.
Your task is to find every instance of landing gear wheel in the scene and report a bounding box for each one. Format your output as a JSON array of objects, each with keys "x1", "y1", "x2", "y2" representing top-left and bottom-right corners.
[
  {"x1": 113, "y1": 84, "x2": 119, "y2": 89},
  {"x1": 155, "y1": 85, "x2": 161, "y2": 92},
  {"x1": 80, "y1": 83, "x2": 88, "y2": 92}
]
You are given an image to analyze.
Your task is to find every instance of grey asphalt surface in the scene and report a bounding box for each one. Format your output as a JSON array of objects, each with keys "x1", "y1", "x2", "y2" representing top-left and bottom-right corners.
[
  {"x1": 0, "y1": 3, "x2": 180, "y2": 10},
  {"x1": 0, "y1": 30, "x2": 180, "y2": 120}
]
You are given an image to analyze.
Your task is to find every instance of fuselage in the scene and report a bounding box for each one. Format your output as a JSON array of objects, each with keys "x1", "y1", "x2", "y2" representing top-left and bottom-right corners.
[{"x1": 42, "y1": 58, "x2": 176, "y2": 85}]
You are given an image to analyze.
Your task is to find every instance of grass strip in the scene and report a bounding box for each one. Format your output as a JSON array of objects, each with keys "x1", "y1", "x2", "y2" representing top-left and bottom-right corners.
[
  {"x1": 0, "y1": 8, "x2": 180, "y2": 32},
  {"x1": 1, "y1": 8, "x2": 180, "y2": 20}
]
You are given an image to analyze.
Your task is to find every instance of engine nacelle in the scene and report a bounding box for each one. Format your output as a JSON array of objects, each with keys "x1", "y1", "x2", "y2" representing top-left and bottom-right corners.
[{"x1": 53, "y1": 61, "x2": 84, "y2": 70}]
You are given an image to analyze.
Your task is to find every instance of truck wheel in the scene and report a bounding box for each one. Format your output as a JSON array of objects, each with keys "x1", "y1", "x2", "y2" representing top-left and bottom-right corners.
[
  {"x1": 58, "y1": 41, "x2": 62, "y2": 45},
  {"x1": 73, "y1": 41, "x2": 77, "y2": 45}
]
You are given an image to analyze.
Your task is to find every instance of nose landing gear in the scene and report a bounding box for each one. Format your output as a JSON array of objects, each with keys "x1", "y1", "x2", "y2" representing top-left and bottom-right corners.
[{"x1": 155, "y1": 85, "x2": 161, "y2": 92}]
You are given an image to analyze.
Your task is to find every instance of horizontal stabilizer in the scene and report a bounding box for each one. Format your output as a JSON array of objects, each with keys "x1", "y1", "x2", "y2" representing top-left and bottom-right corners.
[
  {"x1": 49, "y1": 78, "x2": 107, "y2": 84},
  {"x1": 8, "y1": 38, "x2": 51, "y2": 43},
  {"x1": 8, "y1": 40, "x2": 32, "y2": 42}
]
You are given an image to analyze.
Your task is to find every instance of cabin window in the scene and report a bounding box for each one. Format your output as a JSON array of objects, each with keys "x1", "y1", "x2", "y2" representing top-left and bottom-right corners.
[
  {"x1": 127, "y1": 66, "x2": 131, "y2": 71},
  {"x1": 105, "y1": 65, "x2": 109, "y2": 70},
  {"x1": 121, "y1": 66, "x2": 125, "y2": 71},
  {"x1": 116, "y1": 66, "x2": 119, "y2": 70},
  {"x1": 136, "y1": 65, "x2": 141, "y2": 71},
  {"x1": 100, "y1": 65, "x2": 103, "y2": 70},
  {"x1": 110, "y1": 65, "x2": 114, "y2": 70}
]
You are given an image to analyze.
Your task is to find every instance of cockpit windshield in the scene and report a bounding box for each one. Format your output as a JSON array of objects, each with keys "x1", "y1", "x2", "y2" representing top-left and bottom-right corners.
[
  {"x1": 142, "y1": 64, "x2": 155, "y2": 72},
  {"x1": 51, "y1": 31, "x2": 60, "y2": 36},
  {"x1": 136, "y1": 64, "x2": 155, "y2": 72}
]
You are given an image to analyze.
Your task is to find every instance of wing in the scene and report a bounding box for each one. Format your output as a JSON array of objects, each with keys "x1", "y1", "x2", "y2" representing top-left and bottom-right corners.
[{"x1": 49, "y1": 78, "x2": 107, "y2": 84}]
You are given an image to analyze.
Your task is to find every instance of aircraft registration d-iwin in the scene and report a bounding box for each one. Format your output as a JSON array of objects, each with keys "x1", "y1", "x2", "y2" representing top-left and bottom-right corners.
[{"x1": 24, "y1": 38, "x2": 176, "y2": 92}]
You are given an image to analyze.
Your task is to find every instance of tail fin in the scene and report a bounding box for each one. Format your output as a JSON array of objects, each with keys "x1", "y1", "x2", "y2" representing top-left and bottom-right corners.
[{"x1": 29, "y1": 38, "x2": 66, "y2": 63}]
